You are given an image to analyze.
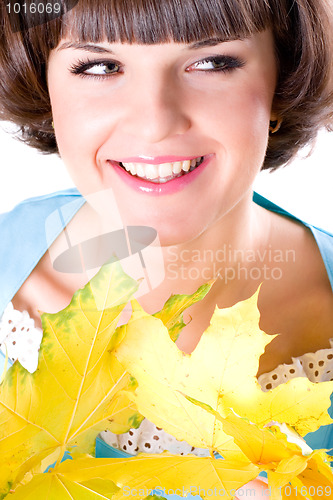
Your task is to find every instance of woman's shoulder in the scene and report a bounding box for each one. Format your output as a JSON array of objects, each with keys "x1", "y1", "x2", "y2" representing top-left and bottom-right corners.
[
  {"x1": 256, "y1": 204, "x2": 333, "y2": 374},
  {"x1": 0, "y1": 188, "x2": 84, "y2": 247},
  {"x1": 0, "y1": 188, "x2": 84, "y2": 226},
  {"x1": 0, "y1": 189, "x2": 85, "y2": 318},
  {"x1": 253, "y1": 191, "x2": 333, "y2": 291}
]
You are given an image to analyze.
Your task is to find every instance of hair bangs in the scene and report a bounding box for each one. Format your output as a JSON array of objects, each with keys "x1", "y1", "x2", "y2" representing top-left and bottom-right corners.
[{"x1": 59, "y1": 0, "x2": 274, "y2": 45}]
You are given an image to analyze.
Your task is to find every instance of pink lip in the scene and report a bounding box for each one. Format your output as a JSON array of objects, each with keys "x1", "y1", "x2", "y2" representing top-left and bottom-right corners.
[
  {"x1": 114, "y1": 155, "x2": 202, "y2": 165},
  {"x1": 107, "y1": 154, "x2": 214, "y2": 195}
]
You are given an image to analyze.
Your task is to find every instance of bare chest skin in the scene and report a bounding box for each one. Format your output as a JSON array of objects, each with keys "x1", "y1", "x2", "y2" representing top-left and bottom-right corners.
[{"x1": 11, "y1": 209, "x2": 333, "y2": 377}]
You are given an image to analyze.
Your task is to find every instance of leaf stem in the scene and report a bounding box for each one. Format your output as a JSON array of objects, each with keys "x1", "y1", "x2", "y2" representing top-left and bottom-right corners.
[{"x1": 55, "y1": 445, "x2": 66, "y2": 468}]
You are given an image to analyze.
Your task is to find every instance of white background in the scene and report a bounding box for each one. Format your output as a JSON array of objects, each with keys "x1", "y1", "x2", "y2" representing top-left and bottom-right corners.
[{"x1": 0, "y1": 123, "x2": 332, "y2": 232}]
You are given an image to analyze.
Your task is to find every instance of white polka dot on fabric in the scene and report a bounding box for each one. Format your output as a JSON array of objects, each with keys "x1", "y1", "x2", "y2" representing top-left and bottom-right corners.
[
  {"x1": 101, "y1": 419, "x2": 210, "y2": 457},
  {"x1": 257, "y1": 347, "x2": 333, "y2": 391},
  {"x1": 0, "y1": 302, "x2": 43, "y2": 373}
]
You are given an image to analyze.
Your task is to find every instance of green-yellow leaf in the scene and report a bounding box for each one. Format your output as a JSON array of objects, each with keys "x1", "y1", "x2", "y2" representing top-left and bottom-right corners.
[
  {"x1": 0, "y1": 260, "x2": 141, "y2": 498},
  {"x1": 153, "y1": 279, "x2": 215, "y2": 341}
]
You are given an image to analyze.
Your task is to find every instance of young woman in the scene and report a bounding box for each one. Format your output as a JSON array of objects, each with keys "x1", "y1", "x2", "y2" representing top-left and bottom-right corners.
[{"x1": 0, "y1": 0, "x2": 332, "y2": 497}]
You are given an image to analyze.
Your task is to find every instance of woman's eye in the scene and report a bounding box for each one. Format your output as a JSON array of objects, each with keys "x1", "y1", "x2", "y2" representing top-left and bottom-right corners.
[
  {"x1": 187, "y1": 56, "x2": 244, "y2": 73},
  {"x1": 70, "y1": 60, "x2": 121, "y2": 78}
]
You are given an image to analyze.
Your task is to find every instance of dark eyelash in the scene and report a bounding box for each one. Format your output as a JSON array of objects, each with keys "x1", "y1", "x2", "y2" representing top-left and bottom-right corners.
[
  {"x1": 69, "y1": 55, "x2": 244, "y2": 80},
  {"x1": 192, "y1": 55, "x2": 245, "y2": 72},
  {"x1": 69, "y1": 59, "x2": 121, "y2": 78}
]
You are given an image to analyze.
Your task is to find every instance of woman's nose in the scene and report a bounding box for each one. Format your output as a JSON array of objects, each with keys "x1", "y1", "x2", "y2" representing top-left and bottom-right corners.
[{"x1": 119, "y1": 78, "x2": 191, "y2": 143}]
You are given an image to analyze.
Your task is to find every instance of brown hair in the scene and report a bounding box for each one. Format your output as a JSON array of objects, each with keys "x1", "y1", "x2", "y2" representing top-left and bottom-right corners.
[{"x1": 0, "y1": 0, "x2": 332, "y2": 170}]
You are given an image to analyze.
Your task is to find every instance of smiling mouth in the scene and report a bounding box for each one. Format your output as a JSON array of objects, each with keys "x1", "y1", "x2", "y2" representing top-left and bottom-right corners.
[{"x1": 117, "y1": 156, "x2": 205, "y2": 183}]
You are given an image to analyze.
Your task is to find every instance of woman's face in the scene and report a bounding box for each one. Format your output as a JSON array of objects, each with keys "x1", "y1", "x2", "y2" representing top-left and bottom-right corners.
[{"x1": 48, "y1": 30, "x2": 277, "y2": 245}]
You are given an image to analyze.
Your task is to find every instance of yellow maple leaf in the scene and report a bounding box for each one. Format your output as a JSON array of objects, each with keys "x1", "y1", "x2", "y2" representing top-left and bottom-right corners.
[
  {"x1": 115, "y1": 289, "x2": 333, "y2": 456},
  {"x1": 0, "y1": 259, "x2": 142, "y2": 498},
  {"x1": 2, "y1": 273, "x2": 333, "y2": 500},
  {"x1": 11, "y1": 454, "x2": 257, "y2": 500},
  {"x1": 184, "y1": 401, "x2": 333, "y2": 500},
  {"x1": 6, "y1": 459, "x2": 120, "y2": 499},
  {"x1": 284, "y1": 452, "x2": 333, "y2": 499}
]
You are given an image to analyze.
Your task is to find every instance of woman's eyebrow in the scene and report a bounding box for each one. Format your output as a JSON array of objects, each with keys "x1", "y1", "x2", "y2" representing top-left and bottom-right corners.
[
  {"x1": 187, "y1": 37, "x2": 242, "y2": 49},
  {"x1": 56, "y1": 36, "x2": 243, "y2": 54},
  {"x1": 56, "y1": 37, "x2": 243, "y2": 53},
  {"x1": 57, "y1": 42, "x2": 115, "y2": 54}
]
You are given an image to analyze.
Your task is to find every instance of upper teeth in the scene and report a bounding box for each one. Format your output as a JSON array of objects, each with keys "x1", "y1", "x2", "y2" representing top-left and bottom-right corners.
[{"x1": 121, "y1": 158, "x2": 202, "y2": 180}]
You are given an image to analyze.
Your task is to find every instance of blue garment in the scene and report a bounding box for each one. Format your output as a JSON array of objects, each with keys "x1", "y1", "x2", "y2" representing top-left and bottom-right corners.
[{"x1": 0, "y1": 188, "x2": 332, "y2": 476}]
